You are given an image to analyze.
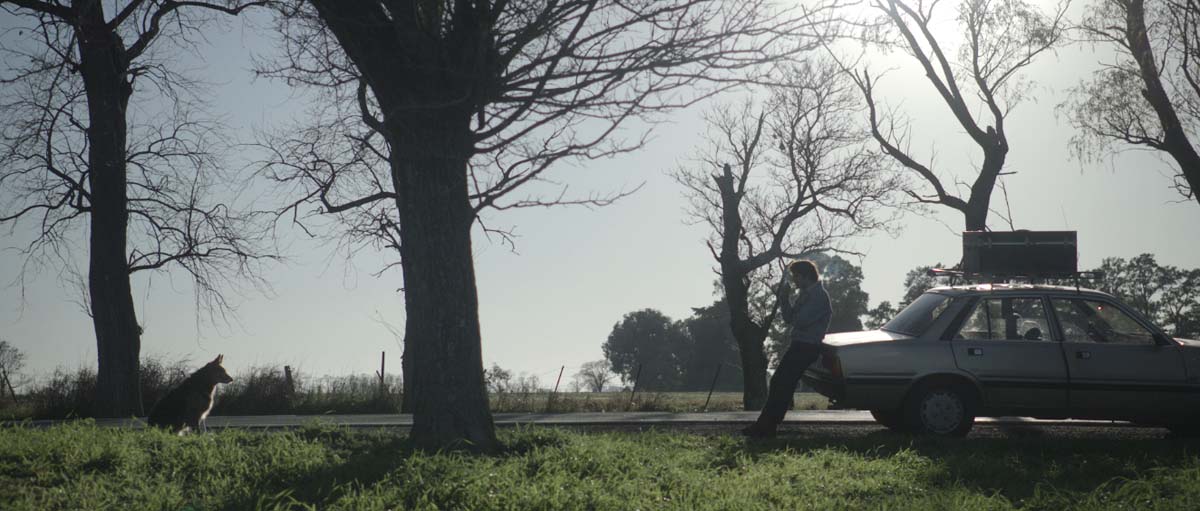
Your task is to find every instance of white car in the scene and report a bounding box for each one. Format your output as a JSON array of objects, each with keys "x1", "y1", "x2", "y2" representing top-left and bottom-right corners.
[{"x1": 802, "y1": 284, "x2": 1200, "y2": 436}]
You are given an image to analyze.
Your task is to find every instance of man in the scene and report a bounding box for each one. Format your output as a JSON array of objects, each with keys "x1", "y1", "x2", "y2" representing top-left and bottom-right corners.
[{"x1": 742, "y1": 259, "x2": 833, "y2": 438}]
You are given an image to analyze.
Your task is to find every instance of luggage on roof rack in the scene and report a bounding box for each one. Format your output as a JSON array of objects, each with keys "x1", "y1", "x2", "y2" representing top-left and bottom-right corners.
[{"x1": 962, "y1": 230, "x2": 1077, "y2": 277}]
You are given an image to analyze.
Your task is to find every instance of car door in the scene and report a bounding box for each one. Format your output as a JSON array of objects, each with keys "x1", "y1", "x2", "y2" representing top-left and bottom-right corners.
[
  {"x1": 951, "y1": 295, "x2": 1069, "y2": 411},
  {"x1": 1049, "y1": 297, "x2": 1189, "y2": 417}
]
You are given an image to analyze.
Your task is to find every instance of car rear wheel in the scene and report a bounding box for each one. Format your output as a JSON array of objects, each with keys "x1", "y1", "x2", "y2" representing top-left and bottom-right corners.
[
  {"x1": 902, "y1": 383, "x2": 976, "y2": 437},
  {"x1": 870, "y1": 409, "x2": 908, "y2": 432}
]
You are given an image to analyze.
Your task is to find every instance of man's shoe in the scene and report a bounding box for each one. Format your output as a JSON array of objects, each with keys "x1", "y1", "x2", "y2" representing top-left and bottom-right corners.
[{"x1": 740, "y1": 423, "x2": 776, "y2": 438}]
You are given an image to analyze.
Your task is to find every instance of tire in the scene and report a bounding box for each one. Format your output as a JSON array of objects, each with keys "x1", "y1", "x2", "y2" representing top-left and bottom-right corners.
[
  {"x1": 870, "y1": 409, "x2": 909, "y2": 433},
  {"x1": 902, "y1": 383, "x2": 976, "y2": 437}
]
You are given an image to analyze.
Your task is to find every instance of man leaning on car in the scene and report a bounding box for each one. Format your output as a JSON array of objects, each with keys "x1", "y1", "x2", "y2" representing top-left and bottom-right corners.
[{"x1": 742, "y1": 260, "x2": 833, "y2": 438}]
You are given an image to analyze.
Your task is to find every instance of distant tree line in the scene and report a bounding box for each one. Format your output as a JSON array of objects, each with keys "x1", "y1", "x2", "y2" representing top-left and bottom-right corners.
[
  {"x1": 602, "y1": 253, "x2": 879, "y2": 390},
  {"x1": 1093, "y1": 255, "x2": 1200, "y2": 339}
]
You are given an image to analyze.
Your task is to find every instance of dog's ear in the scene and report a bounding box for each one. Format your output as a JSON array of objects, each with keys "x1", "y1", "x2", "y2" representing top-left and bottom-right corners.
[{"x1": 214, "y1": 354, "x2": 224, "y2": 365}]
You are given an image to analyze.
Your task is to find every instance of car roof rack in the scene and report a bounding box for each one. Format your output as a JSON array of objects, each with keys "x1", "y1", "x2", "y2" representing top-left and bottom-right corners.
[{"x1": 926, "y1": 268, "x2": 1106, "y2": 293}]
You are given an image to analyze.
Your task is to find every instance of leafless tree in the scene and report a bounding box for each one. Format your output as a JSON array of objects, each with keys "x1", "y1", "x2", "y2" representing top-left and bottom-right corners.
[
  {"x1": 0, "y1": 339, "x2": 26, "y2": 402},
  {"x1": 258, "y1": 0, "x2": 839, "y2": 451},
  {"x1": 1064, "y1": 0, "x2": 1200, "y2": 205},
  {"x1": 0, "y1": 0, "x2": 272, "y2": 417},
  {"x1": 674, "y1": 59, "x2": 897, "y2": 410},
  {"x1": 846, "y1": 0, "x2": 1070, "y2": 231},
  {"x1": 573, "y1": 360, "x2": 612, "y2": 393}
]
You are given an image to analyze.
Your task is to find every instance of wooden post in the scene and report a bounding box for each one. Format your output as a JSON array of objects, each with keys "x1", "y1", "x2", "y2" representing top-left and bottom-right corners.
[
  {"x1": 703, "y1": 363, "x2": 722, "y2": 412},
  {"x1": 375, "y1": 351, "x2": 386, "y2": 395},
  {"x1": 283, "y1": 366, "x2": 296, "y2": 395},
  {"x1": 546, "y1": 365, "x2": 565, "y2": 412},
  {"x1": 626, "y1": 363, "x2": 643, "y2": 411}
]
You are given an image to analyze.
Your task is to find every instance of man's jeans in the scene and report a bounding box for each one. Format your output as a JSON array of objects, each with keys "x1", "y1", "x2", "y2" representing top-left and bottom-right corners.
[{"x1": 758, "y1": 341, "x2": 823, "y2": 427}]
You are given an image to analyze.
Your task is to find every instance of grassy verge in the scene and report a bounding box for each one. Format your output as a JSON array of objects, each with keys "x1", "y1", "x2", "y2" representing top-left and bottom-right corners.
[
  {"x1": 0, "y1": 360, "x2": 828, "y2": 419},
  {"x1": 1, "y1": 370, "x2": 828, "y2": 418},
  {"x1": 2, "y1": 423, "x2": 1199, "y2": 510}
]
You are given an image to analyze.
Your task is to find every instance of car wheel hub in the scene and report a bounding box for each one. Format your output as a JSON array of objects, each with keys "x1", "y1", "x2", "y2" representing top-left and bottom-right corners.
[{"x1": 919, "y1": 391, "x2": 963, "y2": 434}]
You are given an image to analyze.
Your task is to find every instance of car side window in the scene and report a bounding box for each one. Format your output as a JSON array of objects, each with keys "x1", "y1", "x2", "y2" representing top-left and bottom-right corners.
[
  {"x1": 1050, "y1": 299, "x2": 1155, "y2": 345},
  {"x1": 954, "y1": 297, "x2": 1049, "y2": 341}
]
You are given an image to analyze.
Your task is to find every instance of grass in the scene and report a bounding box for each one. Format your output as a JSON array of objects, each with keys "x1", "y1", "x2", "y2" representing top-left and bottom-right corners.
[{"x1": 2, "y1": 423, "x2": 1199, "y2": 510}]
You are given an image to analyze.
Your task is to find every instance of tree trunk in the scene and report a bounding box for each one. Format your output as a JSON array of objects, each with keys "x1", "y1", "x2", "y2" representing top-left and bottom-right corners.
[
  {"x1": 400, "y1": 342, "x2": 414, "y2": 414},
  {"x1": 722, "y1": 270, "x2": 769, "y2": 410},
  {"x1": 391, "y1": 111, "x2": 497, "y2": 452},
  {"x1": 713, "y1": 166, "x2": 769, "y2": 409},
  {"x1": 963, "y1": 144, "x2": 1007, "y2": 232},
  {"x1": 75, "y1": 1, "x2": 143, "y2": 418},
  {"x1": 305, "y1": 0, "x2": 499, "y2": 452},
  {"x1": 1126, "y1": 0, "x2": 1200, "y2": 206}
]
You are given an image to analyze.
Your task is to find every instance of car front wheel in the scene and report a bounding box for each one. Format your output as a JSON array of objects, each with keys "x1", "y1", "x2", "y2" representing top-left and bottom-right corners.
[{"x1": 903, "y1": 383, "x2": 976, "y2": 437}]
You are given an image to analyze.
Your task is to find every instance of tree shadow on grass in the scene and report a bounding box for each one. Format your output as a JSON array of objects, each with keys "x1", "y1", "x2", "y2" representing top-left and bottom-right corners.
[
  {"x1": 712, "y1": 424, "x2": 1200, "y2": 504},
  {"x1": 220, "y1": 425, "x2": 573, "y2": 510}
]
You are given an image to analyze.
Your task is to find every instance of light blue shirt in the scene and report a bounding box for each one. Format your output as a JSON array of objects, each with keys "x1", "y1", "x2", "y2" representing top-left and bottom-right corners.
[{"x1": 781, "y1": 281, "x2": 833, "y2": 345}]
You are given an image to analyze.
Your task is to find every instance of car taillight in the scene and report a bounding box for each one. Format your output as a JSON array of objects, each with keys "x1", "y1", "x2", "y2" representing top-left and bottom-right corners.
[{"x1": 821, "y1": 349, "x2": 843, "y2": 379}]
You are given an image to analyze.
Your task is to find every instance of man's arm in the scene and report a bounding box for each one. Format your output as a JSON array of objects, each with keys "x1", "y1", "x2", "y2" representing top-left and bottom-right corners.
[{"x1": 776, "y1": 279, "x2": 794, "y2": 320}]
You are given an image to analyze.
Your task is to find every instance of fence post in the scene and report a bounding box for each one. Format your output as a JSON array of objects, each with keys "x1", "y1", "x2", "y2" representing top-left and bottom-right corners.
[
  {"x1": 626, "y1": 363, "x2": 643, "y2": 411},
  {"x1": 546, "y1": 365, "x2": 565, "y2": 412},
  {"x1": 702, "y1": 363, "x2": 722, "y2": 412},
  {"x1": 283, "y1": 366, "x2": 296, "y2": 395},
  {"x1": 375, "y1": 351, "x2": 386, "y2": 395}
]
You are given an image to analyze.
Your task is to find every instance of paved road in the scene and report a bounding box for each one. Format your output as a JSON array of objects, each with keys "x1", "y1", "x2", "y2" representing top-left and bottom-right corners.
[{"x1": 7, "y1": 410, "x2": 1146, "y2": 431}]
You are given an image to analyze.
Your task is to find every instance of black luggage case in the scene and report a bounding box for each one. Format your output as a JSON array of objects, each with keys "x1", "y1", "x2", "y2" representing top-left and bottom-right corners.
[{"x1": 962, "y1": 231, "x2": 1077, "y2": 276}]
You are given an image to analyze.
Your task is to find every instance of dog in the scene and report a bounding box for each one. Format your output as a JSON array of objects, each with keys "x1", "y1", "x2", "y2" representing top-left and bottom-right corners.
[{"x1": 147, "y1": 354, "x2": 234, "y2": 434}]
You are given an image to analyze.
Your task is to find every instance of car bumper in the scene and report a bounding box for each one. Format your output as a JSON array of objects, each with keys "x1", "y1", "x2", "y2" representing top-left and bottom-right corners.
[{"x1": 802, "y1": 369, "x2": 844, "y2": 401}]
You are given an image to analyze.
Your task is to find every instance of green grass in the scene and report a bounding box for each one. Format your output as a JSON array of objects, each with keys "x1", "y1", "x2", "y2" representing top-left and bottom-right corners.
[{"x1": 3, "y1": 423, "x2": 1200, "y2": 510}]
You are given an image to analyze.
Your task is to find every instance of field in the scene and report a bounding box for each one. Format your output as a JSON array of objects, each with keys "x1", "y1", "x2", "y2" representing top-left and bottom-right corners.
[{"x1": 3, "y1": 422, "x2": 1200, "y2": 510}]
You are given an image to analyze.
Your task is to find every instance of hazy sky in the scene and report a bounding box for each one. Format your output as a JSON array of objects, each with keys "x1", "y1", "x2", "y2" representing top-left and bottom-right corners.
[{"x1": 2, "y1": 2, "x2": 1197, "y2": 386}]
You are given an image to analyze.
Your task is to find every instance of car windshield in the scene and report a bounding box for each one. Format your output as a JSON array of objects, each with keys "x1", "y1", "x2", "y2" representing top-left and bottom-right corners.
[{"x1": 882, "y1": 292, "x2": 953, "y2": 336}]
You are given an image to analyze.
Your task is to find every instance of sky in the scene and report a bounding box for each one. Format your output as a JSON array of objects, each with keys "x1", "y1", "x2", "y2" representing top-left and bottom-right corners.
[{"x1": 1, "y1": 1, "x2": 1198, "y2": 387}]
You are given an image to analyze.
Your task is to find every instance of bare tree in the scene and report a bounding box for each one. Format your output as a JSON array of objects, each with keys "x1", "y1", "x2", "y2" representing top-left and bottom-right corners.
[
  {"x1": 0, "y1": 0, "x2": 272, "y2": 417},
  {"x1": 259, "y1": 0, "x2": 837, "y2": 451},
  {"x1": 573, "y1": 360, "x2": 612, "y2": 393},
  {"x1": 674, "y1": 59, "x2": 896, "y2": 409},
  {"x1": 0, "y1": 340, "x2": 26, "y2": 402},
  {"x1": 847, "y1": 0, "x2": 1070, "y2": 230},
  {"x1": 1065, "y1": 0, "x2": 1200, "y2": 205}
]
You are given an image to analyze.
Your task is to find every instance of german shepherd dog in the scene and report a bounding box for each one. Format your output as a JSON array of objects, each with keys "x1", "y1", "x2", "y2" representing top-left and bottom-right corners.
[{"x1": 148, "y1": 355, "x2": 234, "y2": 434}]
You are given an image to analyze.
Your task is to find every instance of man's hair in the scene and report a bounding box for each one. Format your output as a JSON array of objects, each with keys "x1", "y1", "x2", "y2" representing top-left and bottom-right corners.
[{"x1": 788, "y1": 260, "x2": 820, "y2": 282}]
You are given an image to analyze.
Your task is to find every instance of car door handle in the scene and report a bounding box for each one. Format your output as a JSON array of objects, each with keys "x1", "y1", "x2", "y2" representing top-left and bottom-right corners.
[
  {"x1": 1076, "y1": 351, "x2": 1091, "y2": 360},
  {"x1": 967, "y1": 348, "x2": 983, "y2": 356}
]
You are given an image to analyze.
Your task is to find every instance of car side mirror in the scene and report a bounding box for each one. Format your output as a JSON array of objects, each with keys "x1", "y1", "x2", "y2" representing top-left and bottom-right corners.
[{"x1": 1154, "y1": 333, "x2": 1175, "y2": 346}]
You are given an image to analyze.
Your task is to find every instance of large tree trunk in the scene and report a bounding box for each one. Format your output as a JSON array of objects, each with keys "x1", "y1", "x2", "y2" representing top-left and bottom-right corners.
[
  {"x1": 723, "y1": 273, "x2": 769, "y2": 410},
  {"x1": 75, "y1": 0, "x2": 143, "y2": 417},
  {"x1": 305, "y1": 0, "x2": 499, "y2": 452},
  {"x1": 400, "y1": 342, "x2": 414, "y2": 414},
  {"x1": 391, "y1": 111, "x2": 497, "y2": 452},
  {"x1": 1126, "y1": 0, "x2": 1200, "y2": 206},
  {"x1": 963, "y1": 143, "x2": 1007, "y2": 231},
  {"x1": 713, "y1": 167, "x2": 770, "y2": 409}
]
